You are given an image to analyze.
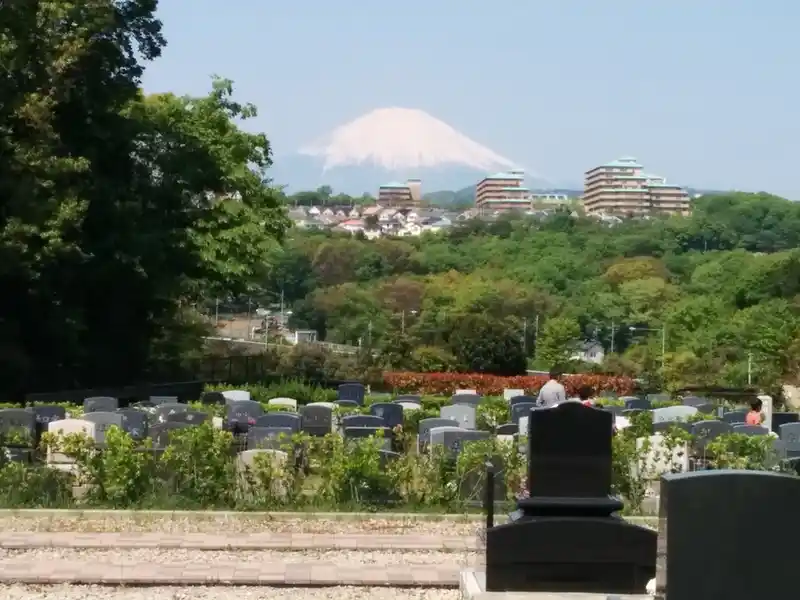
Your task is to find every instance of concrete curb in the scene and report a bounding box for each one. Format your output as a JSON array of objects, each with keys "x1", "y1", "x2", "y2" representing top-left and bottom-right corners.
[{"x1": 0, "y1": 509, "x2": 657, "y2": 525}]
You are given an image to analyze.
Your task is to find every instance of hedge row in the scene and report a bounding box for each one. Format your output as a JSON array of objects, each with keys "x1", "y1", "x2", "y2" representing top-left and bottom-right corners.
[{"x1": 383, "y1": 372, "x2": 636, "y2": 396}]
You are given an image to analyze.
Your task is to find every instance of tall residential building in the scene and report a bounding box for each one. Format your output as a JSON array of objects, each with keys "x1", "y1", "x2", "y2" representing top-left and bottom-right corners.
[
  {"x1": 377, "y1": 179, "x2": 421, "y2": 207},
  {"x1": 475, "y1": 171, "x2": 530, "y2": 211},
  {"x1": 582, "y1": 157, "x2": 691, "y2": 217}
]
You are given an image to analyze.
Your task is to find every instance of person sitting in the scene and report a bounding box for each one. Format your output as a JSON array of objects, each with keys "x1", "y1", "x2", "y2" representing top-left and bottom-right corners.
[
  {"x1": 745, "y1": 398, "x2": 763, "y2": 425},
  {"x1": 577, "y1": 385, "x2": 595, "y2": 406}
]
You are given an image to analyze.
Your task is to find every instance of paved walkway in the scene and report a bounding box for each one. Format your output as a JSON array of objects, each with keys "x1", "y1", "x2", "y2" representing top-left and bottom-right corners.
[
  {"x1": 0, "y1": 560, "x2": 461, "y2": 586},
  {"x1": 0, "y1": 531, "x2": 478, "y2": 551}
]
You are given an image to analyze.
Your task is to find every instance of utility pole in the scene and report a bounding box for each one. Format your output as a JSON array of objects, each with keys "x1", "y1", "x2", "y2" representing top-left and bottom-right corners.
[
  {"x1": 279, "y1": 288, "x2": 285, "y2": 325},
  {"x1": 661, "y1": 325, "x2": 667, "y2": 372},
  {"x1": 747, "y1": 352, "x2": 753, "y2": 385},
  {"x1": 522, "y1": 317, "x2": 528, "y2": 355},
  {"x1": 401, "y1": 311, "x2": 405, "y2": 334},
  {"x1": 215, "y1": 298, "x2": 219, "y2": 326},
  {"x1": 610, "y1": 320, "x2": 616, "y2": 353},
  {"x1": 246, "y1": 297, "x2": 252, "y2": 340}
]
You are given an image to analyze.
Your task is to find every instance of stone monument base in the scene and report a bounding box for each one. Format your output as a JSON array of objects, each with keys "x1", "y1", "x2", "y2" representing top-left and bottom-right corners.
[{"x1": 460, "y1": 569, "x2": 650, "y2": 600}]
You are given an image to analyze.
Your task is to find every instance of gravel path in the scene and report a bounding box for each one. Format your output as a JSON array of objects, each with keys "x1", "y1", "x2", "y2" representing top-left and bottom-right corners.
[
  {"x1": 0, "y1": 548, "x2": 479, "y2": 566},
  {"x1": 0, "y1": 516, "x2": 483, "y2": 536},
  {"x1": 0, "y1": 585, "x2": 461, "y2": 600}
]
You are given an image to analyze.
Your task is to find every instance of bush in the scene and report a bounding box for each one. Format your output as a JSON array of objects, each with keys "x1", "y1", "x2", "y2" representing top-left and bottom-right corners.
[
  {"x1": 410, "y1": 346, "x2": 458, "y2": 373},
  {"x1": 383, "y1": 372, "x2": 636, "y2": 396},
  {"x1": 448, "y1": 315, "x2": 527, "y2": 376}
]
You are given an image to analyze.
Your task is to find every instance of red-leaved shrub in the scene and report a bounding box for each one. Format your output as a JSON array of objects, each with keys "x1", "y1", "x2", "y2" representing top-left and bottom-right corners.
[{"x1": 383, "y1": 371, "x2": 635, "y2": 396}]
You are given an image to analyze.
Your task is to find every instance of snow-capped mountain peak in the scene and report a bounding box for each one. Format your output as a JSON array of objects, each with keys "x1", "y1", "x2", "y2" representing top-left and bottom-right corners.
[{"x1": 299, "y1": 107, "x2": 520, "y2": 172}]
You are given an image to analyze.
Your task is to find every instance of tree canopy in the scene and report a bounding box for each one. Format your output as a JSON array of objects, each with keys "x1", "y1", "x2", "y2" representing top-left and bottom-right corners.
[
  {"x1": 0, "y1": 1, "x2": 286, "y2": 397},
  {"x1": 269, "y1": 192, "x2": 800, "y2": 392}
]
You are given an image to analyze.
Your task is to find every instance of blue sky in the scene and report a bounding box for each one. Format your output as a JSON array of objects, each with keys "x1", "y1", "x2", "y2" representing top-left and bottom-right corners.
[{"x1": 143, "y1": 0, "x2": 799, "y2": 196}]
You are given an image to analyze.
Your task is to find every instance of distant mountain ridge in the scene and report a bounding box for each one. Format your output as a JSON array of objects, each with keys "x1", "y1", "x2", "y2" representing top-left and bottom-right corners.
[{"x1": 270, "y1": 107, "x2": 549, "y2": 195}]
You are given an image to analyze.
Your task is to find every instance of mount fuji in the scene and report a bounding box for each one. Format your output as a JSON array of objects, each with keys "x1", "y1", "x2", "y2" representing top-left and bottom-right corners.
[{"x1": 269, "y1": 107, "x2": 549, "y2": 195}]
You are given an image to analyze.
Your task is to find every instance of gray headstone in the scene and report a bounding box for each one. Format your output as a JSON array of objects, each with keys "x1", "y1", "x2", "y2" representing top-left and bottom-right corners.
[
  {"x1": 246, "y1": 426, "x2": 294, "y2": 450},
  {"x1": 721, "y1": 410, "x2": 748, "y2": 424},
  {"x1": 509, "y1": 395, "x2": 537, "y2": 408},
  {"x1": 255, "y1": 412, "x2": 301, "y2": 433},
  {"x1": 657, "y1": 470, "x2": 800, "y2": 600},
  {"x1": 510, "y1": 403, "x2": 536, "y2": 425},
  {"x1": 393, "y1": 394, "x2": 421, "y2": 405},
  {"x1": 624, "y1": 398, "x2": 652, "y2": 411},
  {"x1": 692, "y1": 420, "x2": 733, "y2": 453},
  {"x1": 451, "y1": 393, "x2": 481, "y2": 407},
  {"x1": 780, "y1": 422, "x2": 800, "y2": 442},
  {"x1": 83, "y1": 396, "x2": 118, "y2": 413},
  {"x1": 28, "y1": 405, "x2": 66, "y2": 426},
  {"x1": 441, "y1": 404, "x2": 476, "y2": 429},
  {"x1": 80, "y1": 411, "x2": 123, "y2": 445},
  {"x1": 149, "y1": 422, "x2": 191, "y2": 448},
  {"x1": 166, "y1": 410, "x2": 209, "y2": 425},
  {"x1": 116, "y1": 409, "x2": 149, "y2": 439},
  {"x1": 341, "y1": 414, "x2": 384, "y2": 430},
  {"x1": 0, "y1": 409, "x2": 36, "y2": 444},
  {"x1": 771, "y1": 411, "x2": 799, "y2": 435},
  {"x1": 652, "y1": 405, "x2": 697, "y2": 423},
  {"x1": 732, "y1": 424, "x2": 770, "y2": 436},
  {"x1": 154, "y1": 403, "x2": 189, "y2": 421},
  {"x1": 338, "y1": 383, "x2": 365, "y2": 405},
  {"x1": 301, "y1": 403, "x2": 333, "y2": 437},
  {"x1": 369, "y1": 402, "x2": 404, "y2": 428},
  {"x1": 226, "y1": 400, "x2": 264, "y2": 425}
]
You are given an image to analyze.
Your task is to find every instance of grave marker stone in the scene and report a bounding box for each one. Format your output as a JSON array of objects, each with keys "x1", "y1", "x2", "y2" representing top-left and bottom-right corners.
[
  {"x1": 301, "y1": 403, "x2": 333, "y2": 437},
  {"x1": 440, "y1": 404, "x2": 476, "y2": 429},
  {"x1": 369, "y1": 403, "x2": 404, "y2": 429},
  {"x1": 652, "y1": 405, "x2": 697, "y2": 423},
  {"x1": 486, "y1": 402, "x2": 656, "y2": 594},
  {"x1": 116, "y1": 409, "x2": 149, "y2": 440},
  {"x1": 508, "y1": 395, "x2": 536, "y2": 408},
  {"x1": 721, "y1": 410, "x2": 747, "y2": 424},
  {"x1": 222, "y1": 390, "x2": 251, "y2": 403},
  {"x1": 503, "y1": 389, "x2": 525, "y2": 401},
  {"x1": 451, "y1": 393, "x2": 481, "y2": 407},
  {"x1": 154, "y1": 403, "x2": 188, "y2": 422},
  {"x1": 28, "y1": 405, "x2": 66, "y2": 426},
  {"x1": 246, "y1": 426, "x2": 293, "y2": 450},
  {"x1": 337, "y1": 383, "x2": 365, "y2": 405},
  {"x1": 771, "y1": 411, "x2": 799, "y2": 435},
  {"x1": 167, "y1": 410, "x2": 209, "y2": 426},
  {"x1": 81, "y1": 412, "x2": 123, "y2": 445},
  {"x1": 340, "y1": 414, "x2": 384, "y2": 430},
  {"x1": 83, "y1": 396, "x2": 118, "y2": 413},
  {"x1": 267, "y1": 397, "x2": 297, "y2": 411},
  {"x1": 149, "y1": 422, "x2": 191, "y2": 448},
  {"x1": 656, "y1": 470, "x2": 800, "y2": 600},
  {"x1": 510, "y1": 402, "x2": 536, "y2": 425},
  {"x1": 225, "y1": 400, "x2": 264, "y2": 429},
  {"x1": 0, "y1": 409, "x2": 36, "y2": 446},
  {"x1": 255, "y1": 412, "x2": 301, "y2": 433},
  {"x1": 47, "y1": 419, "x2": 96, "y2": 463},
  {"x1": 780, "y1": 421, "x2": 800, "y2": 442}
]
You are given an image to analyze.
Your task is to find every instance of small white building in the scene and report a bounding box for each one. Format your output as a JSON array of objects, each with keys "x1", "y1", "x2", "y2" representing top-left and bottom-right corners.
[{"x1": 571, "y1": 341, "x2": 605, "y2": 364}]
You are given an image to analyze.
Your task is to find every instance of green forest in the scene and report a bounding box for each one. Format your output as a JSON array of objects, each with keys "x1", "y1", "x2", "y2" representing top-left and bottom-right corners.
[{"x1": 261, "y1": 192, "x2": 800, "y2": 393}]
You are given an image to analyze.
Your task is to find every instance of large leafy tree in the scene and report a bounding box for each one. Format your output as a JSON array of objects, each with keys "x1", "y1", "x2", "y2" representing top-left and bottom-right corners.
[{"x1": 0, "y1": 1, "x2": 286, "y2": 396}]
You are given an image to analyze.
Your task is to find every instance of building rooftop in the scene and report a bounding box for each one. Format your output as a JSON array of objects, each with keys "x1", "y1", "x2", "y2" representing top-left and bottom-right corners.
[
  {"x1": 380, "y1": 181, "x2": 409, "y2": 189},
  {"x1": 499, "y1": 186, "x2": 530, "y2": 192},
  {"x1": 484, "y1": 171, "x2": 525, "y2": 180}
]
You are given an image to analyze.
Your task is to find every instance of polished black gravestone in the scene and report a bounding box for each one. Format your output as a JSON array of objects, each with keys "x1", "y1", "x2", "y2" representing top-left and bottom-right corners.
[
  {"x1": 486, "y1": 402, "x2": 656, "y2": 594},
  {"x1": 655, "y1": 470, "x2": 800, "y2": 600}
]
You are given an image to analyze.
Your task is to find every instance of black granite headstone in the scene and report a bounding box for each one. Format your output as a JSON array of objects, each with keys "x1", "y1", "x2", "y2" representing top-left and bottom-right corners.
[
  {"x1": 656, "y1": 470, "x2": 800, "y2": 600},
  {"x1": 486, "y1": 402, "x2": 656, "y2": 594}
]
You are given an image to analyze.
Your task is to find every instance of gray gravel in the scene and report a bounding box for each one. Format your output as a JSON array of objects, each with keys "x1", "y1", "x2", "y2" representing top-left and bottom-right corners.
[
  {"x1": 0, "y1": 516, "x2": 483, "y2": 537},
  {"x1": 0, "y1": 586, "x2": 461, "y2": 600},
  {"x1": 0, "y1": 548, "x2": 478, "y2": 566}
]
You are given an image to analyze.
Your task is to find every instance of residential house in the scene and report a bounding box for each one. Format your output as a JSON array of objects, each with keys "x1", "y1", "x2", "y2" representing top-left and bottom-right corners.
[
  {"x1": 347, "y1": 207, "x2": 361, "y2": 218},
  {"x1": 571, "y1": 341, "x2": 605, "y2": 365},
  {"x1": 336, "y1": 219, "x2": 366, "y2": 234},
  {"x1": 307, "y1": 206, "x2": 321, "y2": 216}
]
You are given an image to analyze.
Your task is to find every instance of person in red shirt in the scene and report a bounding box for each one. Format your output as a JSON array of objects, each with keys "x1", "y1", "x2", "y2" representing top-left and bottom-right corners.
[{"x1": 745, "y1": 398, "x2": 763, "y2": 425}]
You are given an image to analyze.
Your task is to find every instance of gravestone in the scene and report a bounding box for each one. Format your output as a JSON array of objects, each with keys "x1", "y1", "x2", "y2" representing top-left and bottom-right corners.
[
  {"x1": 47, "y1": 419, "x2": 96, "y2": 463},
  {"x1": 651, "y1": 405, "x2": 697, "y2": 423},
  {"x1": 149, "y1": 396, "x2": 178, "y2": 406},
  {"x1": 496, "y1": 423, "x2": 518, "y2": 436},
  {"x1": 226, "y1": 400, "x2": 264, "y2": 430},
  {"x1": 624, "y1": 398, "x2": 652, "y2": 411},
  {"x1": 393, "y1": 394, "x2": 421, "y2": 405},
  {"x1": 417, "y1": 418, "x2": 458, "y2": 452},
  {"x1": 167, "y1": 410, "x2": 209, "y2": 425},
  {"x1": 431, "y1": 428, "x2": 489, "y2": 454},
  {"x1": 508, "y1": 395, "x2": 536, "y2": 408},
  {"x1": 485, "y1": 402, "x2": 656, "y2": 594},
  {"x1": 440, "y1": 404, "x2": 476, "y2": 429},
  {"x1": 341, "y1": 414, "x2": 384, "y2": 430},
  {"x1": 335, "y1": 399, "x2": 359, "y2": 408},
  {"x1": 28, "y1": 405, "x2": 66, "y2": 426},
  {"x1": 222, "y1": 390, "x2": 251, "y2": 403},
  {"x1": 267, "y1": 397, "x2": 298, "y2": 411},
  {"x1": 154, "y1": 403, "x2": 189, "y2": 422},
  {"x1": 149, "y1": 422, "x2": 191, "y2": 448},
  {"x1": 201, "y1": 391, "x2": 225, "y2": 405},
  {"x1": 647, "y1": 393, "x2": 670, "y2": 403},
  {"x1": 81, "y1": 412, "x2": 123, "y2": 445},
  {"x1": 503, "y1": 389, "x2": 525, "y2": 401},
  {"x1": 343, "y1": 426, "x2": 392, "y2": 450},
  {"x1": 116, "y1": 409, "x2": 149, "y2": 440},
  {"x1": 255, "y1": 412, "x2": 302, "y2": 433},
  {"x1": 0, "y1": 409, "x2": 36, "y2": 446},
  {"x1": 771, "y1": 411, "x2": 799, "y2": 435},
  {"x1": 510, "y1": 402, "x2": 536, "y2": 425},
  {"x1": 780, "y1": 421, "x2": 800, "y2": 442},
  {"x1": 732, "y1": 424, "x2": 770, "y2": 436},
  {"x1": 653, "y1": 421, "x2": 692, "y2": 435},
  {"x1": 451, "y1": 393, "x2": 481, "y2": 407},
  {"x1": 721, "y1": 410, "x2": 748, "y2": 424},
  {"x1": 691, "y1": 420, "x2": 733, "y2": 454},
  {"x1": 681, "y1": 395, "x2": 708, "y2": 407},
  {"x1": 656, "y1": 470, "x2": 800, "y2": 600},
  {"x1": 369, "y1": 403, "x2": 404, "y2": 429},
  {"x1": 337, "y1": 383, "x2": 365, "y2": 405},
  {"x1": 301, "y1": 403, "x2": 333, "y2": 437},
  {"x1": 246, "y1": 426, "x2": 294, "y2": 450},
  {"x1": 83, "y1": 396, "x2": 118, "y2": 413}
]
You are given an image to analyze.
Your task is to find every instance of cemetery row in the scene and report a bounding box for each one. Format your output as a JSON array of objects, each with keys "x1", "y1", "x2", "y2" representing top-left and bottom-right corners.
[{"x1": 0, "y1": 384, "x2": 797, "y2": 512}]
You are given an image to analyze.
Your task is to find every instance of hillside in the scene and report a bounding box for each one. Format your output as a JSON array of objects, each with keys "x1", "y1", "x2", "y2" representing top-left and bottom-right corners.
[{"x1": 261, "y1": 192, "x2": 800, "y2": 392}]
